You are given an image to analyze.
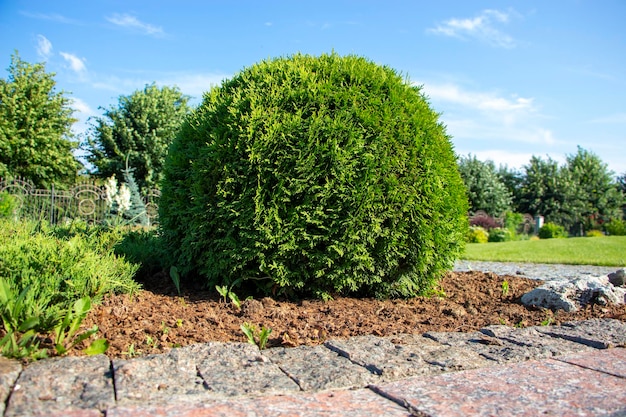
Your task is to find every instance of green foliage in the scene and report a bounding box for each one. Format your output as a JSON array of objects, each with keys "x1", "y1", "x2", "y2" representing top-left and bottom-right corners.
[
  {"x1": 604, "y1": 219, "x2": 626, "y2": 236},
  {"x1": 241, "y1": 322, "x2": 272, "y2": 350},
  {"x1": 53, "y1": 296, "x2": 107, "y2": 356},
  {"x1": 0, "y1": 52, "x2": 79, "y2": 188},
  {"x1": 585, "y1": 230, "x2": 604, "y2": 237},
  {"x1": 565, "y1": 146, "x2": 624, "y2": 231},
  {"x1": 0, "y1": 219, "x2": 140, "y2": 329},
  {"x1": 0, "y1": 277, "x2": 46, "y2": 359},
  {"x1": 503, "y1": 211, "x2": 524, "y2": 235},
  {"x1": 497, "y1": 166, "x2": 524, "y2": 212},
  {"x1": 160, "y1": 53, "x2": 468, "y2": 298},
  {"x1": 538, "y1": 222, "x2": 567, "y2": 239},
  {"x1": 488, "y1": 228, "x2": 514, "y2": 242},
  {"x1": 467, "y1": 226, "x2": 489, "y2": 243},
  {"x1": 519, "y1": 156, "x2": 581, "y2": 231},
  {"x1": 120, "y1": 162, "x2": 149, "y2": 226},
  {"x1": 458, "y1": 155, "x2": 512, "y2": 217},
  {"x1": 0, "y1": 192, "x2": 17, "y2": 218},
  {"x1": 86, "y1": 83, "x2": 191, "y2": 193}
]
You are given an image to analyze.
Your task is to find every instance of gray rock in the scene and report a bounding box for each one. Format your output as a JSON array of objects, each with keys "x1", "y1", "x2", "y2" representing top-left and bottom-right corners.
[
  {"x1": 521, "y1": 275, "x2": 626, "y2": 312},
  {"x1": 5, "y1": 354, "x2": 114, "y2": 417},
  {"x1": 608, "y1": 269, "x2": 626, "y2": 287},
  {"x1": 264, "y1": 344, "x2": 379, "y2": 391}
]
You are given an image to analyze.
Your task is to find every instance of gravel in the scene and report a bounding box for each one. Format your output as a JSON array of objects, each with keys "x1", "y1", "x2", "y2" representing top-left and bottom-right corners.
[{"x1": 454, "y1": 260, "x2": 624, "y2": 281}]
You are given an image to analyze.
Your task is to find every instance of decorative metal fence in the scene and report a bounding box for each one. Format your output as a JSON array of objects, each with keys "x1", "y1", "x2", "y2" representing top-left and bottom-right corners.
[{"x1": 0, "y1": 177, "x2": 160, "y2": 225}]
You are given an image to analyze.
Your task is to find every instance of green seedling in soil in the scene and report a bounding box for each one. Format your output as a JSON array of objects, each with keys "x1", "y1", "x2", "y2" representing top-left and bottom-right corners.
[
  {"x1": 541, "y1": 316, "x2": 554, "y2": 326},
  {"x1": 241, "y1": 322, "x2": 272, "y2": 350},
  {"x1": 169, "y1": 266, "x2": 181, "y2": 295},
  {"x1": 123, "y1": 343, "x2": 139, "y2": 357},
  {"x1": 145, "y1": 335, "x2": 158, "y2": 349},
  {"x1": 161, "y1": 321, "x2": 170, "y2": 335},
  {"x1": 176, "y1": 319, "x2": 183, "y2": 328},
  {"x1": 501, "y1": 280, "x2": 510, "y2": 298},
  {"x1": 53, "y1": 296, "x2": 106, "y2": 356}
]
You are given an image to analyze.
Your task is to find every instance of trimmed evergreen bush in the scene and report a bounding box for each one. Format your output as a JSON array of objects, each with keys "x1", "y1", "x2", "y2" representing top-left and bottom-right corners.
[
  {"x1": 538, "y1": 222, "x2": 567, "y2": 239},
  {"x1": 159, "y1": 53, "x2": 468, "y2": 298}
]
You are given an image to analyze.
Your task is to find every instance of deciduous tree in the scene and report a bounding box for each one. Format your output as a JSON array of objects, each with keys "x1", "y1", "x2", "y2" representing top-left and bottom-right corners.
[
  {"x1": 0, "y1": 52, "x2": 79, "y2": 187},
  {"x1": 85, "y1": 83, "x2": 190, "y2": 192}
]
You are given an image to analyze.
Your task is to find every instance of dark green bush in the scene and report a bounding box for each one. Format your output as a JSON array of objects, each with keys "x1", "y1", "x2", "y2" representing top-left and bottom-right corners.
[
  {"x1": 159, "y1": 53, "x2": 468, "y2": 298},
  {"x1": 604, "y1": 219, "x2": 626, "y2": 236},
  {"x1": 538, "y1": 222, "x2": 567, "y2": 239}
]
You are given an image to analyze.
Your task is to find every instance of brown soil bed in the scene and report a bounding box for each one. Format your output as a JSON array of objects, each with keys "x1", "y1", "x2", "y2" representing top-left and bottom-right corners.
[{"x1": 71, "y1": 271, "x2": 626, "y2": 359}]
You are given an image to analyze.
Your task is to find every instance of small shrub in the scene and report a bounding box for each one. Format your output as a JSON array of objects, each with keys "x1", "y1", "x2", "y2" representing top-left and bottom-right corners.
[
  {"x1": 0, "y1": 220, "x2": 140, "y2": 329},
  {"x1": 160, "y1": 52, "x2": 469, "y2": 298},
  {"x1": 604, "y1": 219, "x2": 626, "y2": 236},
  {"x1": 469, "y1": 214, "x2": 500, "y2": 231},
  {"x1": 467, "y1": 226, "x2": 489, "y2": 243},
  {"x1": 585, "y1": 229, "x2": 604, "y2": 237},
  {"x1": 538, "y1": 222, "x2": 567, "y2": 239},
  {"x1": 488, "y1": 227, "x2": 514, "y2": 242}
]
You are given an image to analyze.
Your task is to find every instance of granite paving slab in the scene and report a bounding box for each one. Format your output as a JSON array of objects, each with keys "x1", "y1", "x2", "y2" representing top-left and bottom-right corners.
[
  {"x1": 114, "y1": 341, "x2": 300, "y2": 405},
  {"x1": 479, "y1": 324, "x2": 594, "y2": 357},
  {"x1": 371, "y1": 352, "x2": 626, "y2": 417},
  {"x1": 5, "y1": 354, "x2": 114, "y2": 417},
  {"x1": 107, "y1": 388, "x2": 412, "y2": 417},
  {"x1": 556, "y1": 347, "x2": 626, "y2": 378},
  {"x1": 325, "y1": 334, "x2": 491, "y2": 381},
  {"x1": 424, "y1": 324, "x2": 592, "y2": 364},
  {"x1": 0, "y1": 357, "x2": 21, "y2": 416},
  {"x1": 534, "y1": 318, "x2": 626, "y2": 349},
  {"x1": 263, "y1": 344, "x2": 379, "y2": 391},
  {"x1": 195, "y1": 341, "x2": 300, "y2": 397}
]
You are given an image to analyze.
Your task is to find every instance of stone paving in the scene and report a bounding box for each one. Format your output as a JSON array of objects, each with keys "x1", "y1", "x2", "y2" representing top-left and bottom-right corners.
[{"x1": 1, "y1": 318, "x2": 625, "y2": 417}]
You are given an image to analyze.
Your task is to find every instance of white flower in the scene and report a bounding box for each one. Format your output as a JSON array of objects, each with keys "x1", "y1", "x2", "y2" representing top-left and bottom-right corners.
[
  {"x1": 115, "y1": 184, "x2": 132, "y2": 213},
  {"x1": 104, "y1": 176, "x2": 118, "y2": 207}
]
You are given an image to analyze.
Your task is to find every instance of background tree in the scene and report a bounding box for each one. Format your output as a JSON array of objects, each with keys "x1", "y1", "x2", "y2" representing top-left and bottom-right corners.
[
  {"x1": 565, "y1": 146, "x2": 623, "y2": 231},
  {"x1": 518, "y1": 155, "x2": 582, "y2": 231},
  {"x1": 457, "y1": 154, "x2": 512, "y2": 217},
  {"x1": 85, "y1": 83, "x2": 191, "y2": 192},
  {"x1": 0, "y1": 52, "x2": 79, "y2": 187},
  {"x1": 497, "y1": 165, "x2": 524, "y2": 213}
]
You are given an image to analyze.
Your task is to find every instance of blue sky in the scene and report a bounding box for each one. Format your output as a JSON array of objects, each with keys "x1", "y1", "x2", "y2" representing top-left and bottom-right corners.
[{"x1": 1, "y1": 0, "x2": 625, "y2": 175}]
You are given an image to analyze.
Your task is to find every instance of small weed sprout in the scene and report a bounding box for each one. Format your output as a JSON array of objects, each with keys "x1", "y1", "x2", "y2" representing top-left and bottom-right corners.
[
  {"x1": 501, "y1": 280, "x2": 510, "y2": 298},
  {"x1": 241, "y1": 322, "x2": 272, "y2": 350}
]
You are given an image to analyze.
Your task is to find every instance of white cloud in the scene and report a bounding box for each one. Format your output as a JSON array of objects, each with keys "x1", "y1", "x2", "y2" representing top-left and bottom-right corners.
[
  {"x1": 36, "y1": 35, "x2": 52, "y2": 60},
  {"x1": 428, "y1": 9, "x2": 517, "y2": 48},
  {"x1": 106, "y1": 13, "x2": 164, "y2": 36},
  {"x1": 20, "y1": 11, "x2": 80, "y2": 25},
  {"x1": 60, "y1": 52, "x2": 87, "y2": 74},
  {"x1": 423, "y1": 83, "x2": 534, "y2": 113},
  {"x1": 70, "y1": 97, "x2": 95, "y2": 117}
]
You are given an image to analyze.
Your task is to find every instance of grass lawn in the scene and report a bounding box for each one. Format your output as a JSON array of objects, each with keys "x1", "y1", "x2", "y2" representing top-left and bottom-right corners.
[{"x1": 461, "y1": 236, "x2": 626, "y2": 266}]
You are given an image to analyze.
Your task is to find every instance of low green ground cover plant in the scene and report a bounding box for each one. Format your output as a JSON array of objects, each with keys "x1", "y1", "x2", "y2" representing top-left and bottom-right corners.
[
  {"x1": 160, "y1": 52, "x2": 468, "y2": 299},
  {"x1": 462, "y1": 236, "x2": 626, "y2": 266},
  {"x1": 0, "y1": 219, "x2": 141, "y2": 359}
]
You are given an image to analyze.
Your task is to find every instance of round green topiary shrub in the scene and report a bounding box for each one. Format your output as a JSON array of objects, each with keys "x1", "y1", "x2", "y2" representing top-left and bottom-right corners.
[
  {"x1": 538, "y1": 222, "x2": 567, "y2": 239},
  {"x1": 159, "y1": 53, "x2": 468, "y2": 298}
]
